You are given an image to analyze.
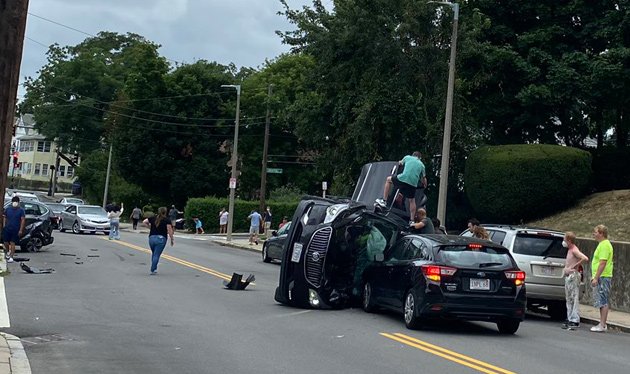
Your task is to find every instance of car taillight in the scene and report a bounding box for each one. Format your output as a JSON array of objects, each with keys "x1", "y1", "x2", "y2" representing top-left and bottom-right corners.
[
  {"x1": 421, "y1": 265, "x2": 457, "y2": 282},
  {"x1": 468, "y1": 243, "x2": 483, "y2": 250},
  {"x1": 505, "y1": 271, "x2": 526, "y2": 286}
]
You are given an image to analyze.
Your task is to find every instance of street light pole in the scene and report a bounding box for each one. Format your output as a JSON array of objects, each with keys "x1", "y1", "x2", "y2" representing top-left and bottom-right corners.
[
  {"x1": 222, "y1": 85, "x2": 241, "y2": 242},
  {"x1": 259, "y1": 84, "x2": 273, "y2": 211},
  {"x1": 431, "y1": 1, "x2": 459, "y2": 226}
]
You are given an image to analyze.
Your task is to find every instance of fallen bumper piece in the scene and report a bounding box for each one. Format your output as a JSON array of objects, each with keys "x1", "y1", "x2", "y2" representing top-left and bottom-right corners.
[
  {"x1": 223, "y1": 273, "x2": 255, "y2": 290},
  {"x1": 20, "y1": 263, "x2": 55, "y2": 274}
]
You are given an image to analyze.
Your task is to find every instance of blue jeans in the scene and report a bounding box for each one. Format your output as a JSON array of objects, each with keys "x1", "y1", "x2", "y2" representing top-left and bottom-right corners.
[
  {"x1": 149, "y1": 235, "x2": 167, "y2": 272},
  {"x1": 109, "y1": 220, "x2": 120, "y2": 240}
]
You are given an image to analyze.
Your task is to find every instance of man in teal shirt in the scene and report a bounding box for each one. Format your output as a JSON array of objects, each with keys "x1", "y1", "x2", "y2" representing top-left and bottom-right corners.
[
  {"x1": 590, "y1": 224, "x2": 614, "y2": 332},
  {"x1": 376, "y1": 151, "x2": 426, "y2": 222}
]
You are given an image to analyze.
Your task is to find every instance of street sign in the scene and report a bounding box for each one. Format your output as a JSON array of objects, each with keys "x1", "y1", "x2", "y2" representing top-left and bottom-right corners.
[
  {"x1": 229, "y1": 177, "x2": 237, "y2": 189},
  {"x1": 322, "y1": 181, "x2": 328, "y2": 191},
  {"x1": 266, "y1": 168, "x2": 283, "y2": 174}
]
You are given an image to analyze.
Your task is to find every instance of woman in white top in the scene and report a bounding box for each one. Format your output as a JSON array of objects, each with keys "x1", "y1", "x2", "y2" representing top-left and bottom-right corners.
[
  {"x1": 219, "y1": 208, "x2": 228, "y2": 234},
  {"x1": 107, "y1": 202, "x2": 124, "y2": 240}
]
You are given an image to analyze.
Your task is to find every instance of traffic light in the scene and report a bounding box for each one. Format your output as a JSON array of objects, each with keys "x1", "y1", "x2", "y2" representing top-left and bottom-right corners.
[{"x1": 12, "y1": 152, "x2": 18, "y2": 167}]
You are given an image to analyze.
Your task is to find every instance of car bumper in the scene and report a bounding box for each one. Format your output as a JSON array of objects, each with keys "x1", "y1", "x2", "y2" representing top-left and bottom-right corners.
[
  {"x1": 419, "y1": 289, "x2": 527, "y2": 322},
  {"x1": 525, "y1": 282, "x2": 565, "y2": 302},
  {"x1": 80, "y1": 223, "x2": 110, "y2": 232}
]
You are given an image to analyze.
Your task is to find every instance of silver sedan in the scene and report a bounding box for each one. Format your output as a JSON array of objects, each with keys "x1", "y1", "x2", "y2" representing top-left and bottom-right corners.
[{"x1": 59, "y1": 204, "x2": 110, "y2": 234}]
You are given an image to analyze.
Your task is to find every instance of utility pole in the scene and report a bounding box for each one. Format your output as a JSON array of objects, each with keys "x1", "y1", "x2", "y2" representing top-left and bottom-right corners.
[
  {"x1": 0, "y1": 0, "x2": 29, "y2": 231},
  {"x1": 102, "y1": 143, "x2": 113, "y2": 208},
  {"x1": 49, "y1": 148, "x2": 61, "y2": 197},
  {"x1": 259, "y1": 84, "x2": 273, "y2": 211},
  {"x1": 221, "y1": 85, "x2": 241, "y2": 242}
]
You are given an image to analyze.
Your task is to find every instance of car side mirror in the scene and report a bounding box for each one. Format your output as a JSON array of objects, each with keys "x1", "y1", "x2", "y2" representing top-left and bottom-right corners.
[
  {"x1": 272, "y1": 230, "x2": 278, "y2": 237},
  {"x1": 373, "y1": 253, "x2": 384, "y2": 262}
]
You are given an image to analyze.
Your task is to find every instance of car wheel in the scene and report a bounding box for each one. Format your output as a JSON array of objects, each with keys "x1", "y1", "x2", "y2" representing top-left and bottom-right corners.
[
  {"x1": 104, "y1": 231, "x2": 110, "y2": 236},
  {"x1": 547, "y1": 302, "x2": 567, "y2": 321},
  {"x1": 362, "y1": 282, "x2": 376, "y2": 313},
  {"x1": 59, "y1": 220, "x2": 65, "y2": 232},
  {"x1": 72, "y1": 221, "x2": 82, "y2": 234},
  {"x1": 25, "y1": 237, "x2": 44, "y2": 252},
  {"x1": 404, "y1": 290, "x2": 422, "y2": 329},
  {"x1": 262, "y1": 244, "x2": 272, "y2": 263},
  {"x1": 497, "y1": 319, "x2": 520, "y2": 335}
]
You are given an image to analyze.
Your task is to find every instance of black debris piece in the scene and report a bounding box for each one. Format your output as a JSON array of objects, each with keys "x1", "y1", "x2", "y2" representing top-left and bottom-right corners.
[
  {"x1": 75, "y1": 261, "x2": 83, "y2": 265},
  {"x1": 87, "y1": 255, "x2": 100, "y2": 258},
  {"x1": 12, "y1": 257, "x2": 30, "y2": 262},
  {"x1": 60, "y1": 253, "x2": 76, "y2": 256},
  {"x1": 90, "y1": 249, "x2": 99, "y2": 251},
  {"x1": 20, "y1": 263, "x2": 54, "y2": 274},
  {"x1": 223, "y1": 273, "x2": 255, "y2": 290}
]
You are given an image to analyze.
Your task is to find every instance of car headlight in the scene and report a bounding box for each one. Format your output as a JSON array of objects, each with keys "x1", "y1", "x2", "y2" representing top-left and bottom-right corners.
[
  {"x1": 324, "y1": 204, "x2": 348, "y2": 224},
  {"x1": 308, "y1": 289, "x2": 321, "y2": 308}
]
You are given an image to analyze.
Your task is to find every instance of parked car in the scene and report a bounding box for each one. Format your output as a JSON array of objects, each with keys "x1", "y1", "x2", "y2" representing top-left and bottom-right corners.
[
  {"x1": 461, "y1": 224, "x2": 569, "y2": 319},
  {"x1": 11, "y1": 191, "x2": 40, "y2": 202},
  {"x1": 1, "y1": 200, "x2": 54, "y2": 252},
  {"x1": 362, "y1": 234, "x2": 526, "y2": 334},
  {"x1": 275, "y1": 161, "x2": 427, "y2": 309},
  {"x1": 44, "y1": 203, "x2": 67, "y2": 229},
  {"x1": 59, "y1": 204, "x2": 110, "y2": 234},
  {"x1": 58, "y1": 197, "x2": 85, "y2": 205},
  {"x1": 262, "y1": 221, "x2": 292, "y2": 263}
]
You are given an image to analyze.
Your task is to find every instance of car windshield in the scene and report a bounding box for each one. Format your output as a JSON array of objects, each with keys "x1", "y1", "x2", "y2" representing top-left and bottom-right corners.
[
  {"x1": 278, "y1": 222, "x2": 292, "y2": 235},
  {"x1": 66, "y1": 198, "x2": 84, "y2": 204},
  {"x1": 513, "y1": 234, "x2": 566, "y2": 258},
  {"x1": 438, "y1": 245, "x2": 513, "y2": 268},
  {"x1": 78, "y1": 206, "x2": 106, "y2": 216}
]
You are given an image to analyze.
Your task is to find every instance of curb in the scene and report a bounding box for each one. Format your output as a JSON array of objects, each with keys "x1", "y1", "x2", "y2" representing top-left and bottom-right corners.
[
  {"x1": 0, "y1": 333, "x2": 31, "y2": 374},
  {"x1": 211, "y1": 240, "x2": 263, "y2": 255},
  {"x1": 578, "y1": 316, "x2": 630, "y2": 334}
]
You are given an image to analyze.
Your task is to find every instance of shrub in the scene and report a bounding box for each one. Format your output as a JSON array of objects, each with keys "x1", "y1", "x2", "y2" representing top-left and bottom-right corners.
[
  {"x1": 184, "y1": 197, "x2": 299, "y2": 233},
  {"x1": 465, "y1": 144, "x2": 591, "y2": 223}
]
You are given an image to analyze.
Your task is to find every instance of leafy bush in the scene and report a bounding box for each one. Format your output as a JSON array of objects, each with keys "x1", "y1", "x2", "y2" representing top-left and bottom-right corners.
[
  {"x1": 590, "y1": 147, "x2": 630, "y2": 192},
  {"x1": 269, "y1": 184, "x2": 305, "y2": 202},
  {"x1": 184, "y1": 197, "x2": 299, "y2": 233},
  {"x1": 465, "y1": 144, "x2": 591, "y2": 223}
]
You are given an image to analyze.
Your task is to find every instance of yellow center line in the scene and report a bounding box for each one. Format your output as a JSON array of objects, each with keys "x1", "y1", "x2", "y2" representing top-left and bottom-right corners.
[
  {"x1": 381, "y1": 333, "x2": 517, "y2": 374},
  {"x1": 100, "y1": 238, "x2": 249, "y2": 283}
]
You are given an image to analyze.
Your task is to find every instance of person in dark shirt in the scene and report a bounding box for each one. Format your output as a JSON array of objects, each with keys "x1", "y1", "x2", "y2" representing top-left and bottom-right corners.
[
  {"x1": 143, "y1": 207, "x2": 174, "y2": 275},
  {"x1": 2, "y1": 196, "x2": 26, "y2": 263},
  {"x1": 409, "y1": 208, "x2": 435, "y2": 234}
]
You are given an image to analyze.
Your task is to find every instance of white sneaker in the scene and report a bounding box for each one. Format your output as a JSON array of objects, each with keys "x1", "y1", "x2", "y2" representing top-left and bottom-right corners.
[
  {"x1": 590, "y1": 324, "x2": 607, "y2": 332},
  {"x1": 375, "y1": 199, "x2": 387, "y2": 208},
  {"x1": 6, "y1": 257, "x2": 14, "y2": 263}
]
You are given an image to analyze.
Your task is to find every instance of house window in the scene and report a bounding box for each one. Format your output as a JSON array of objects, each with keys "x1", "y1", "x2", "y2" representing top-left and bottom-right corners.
[
  {"x1": 34, "y1": 163, "x2": 41, "y2": 176},
  {"x1": 24, "y1": 163, "x2": 32, "y2": 175},
  {"x1": 59, "y1": 165, "x2": 65, "y2": 177},
  {"x1": 19, "y1": 141, "x2": 34, "y2": 152},
  {"x1": 37, "y1": 141, "x2": 52, "y2": 152},
  {"x1": 42, "y1": 164, "x2": 49, "y2": 176},
  {"x1": 67, "y1": 166, "x2": 74, "y2": 178}
]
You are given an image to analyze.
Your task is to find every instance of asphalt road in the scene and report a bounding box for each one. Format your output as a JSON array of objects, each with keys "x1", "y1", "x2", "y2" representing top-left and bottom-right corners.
[{"x1": 2, "y1": 230, "x2": 629, "y2": 374}]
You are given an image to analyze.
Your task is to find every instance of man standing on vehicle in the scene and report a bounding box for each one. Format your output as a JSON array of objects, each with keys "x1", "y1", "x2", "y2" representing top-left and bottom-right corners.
[
  {"x1": 2, "y1": 196, "x2": 26, "y2": 263},
  {"x1": 562, "y1": 231, "x2": 588, "y2": 330},
  {"x1": 376, "y1": 151, "x2": 426, "y2": 222},
  {"x1": 590, "y1": 224, "x2": 614, "y2": 332}
]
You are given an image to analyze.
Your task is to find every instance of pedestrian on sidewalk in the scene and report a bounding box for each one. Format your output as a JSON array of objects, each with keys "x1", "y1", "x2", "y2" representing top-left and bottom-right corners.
[
  {"x1": 193, "y1": 217, "x2": 205, "y2": 234},
  {"x1": 562, "y1": 231, "x2": 588, "y2": 330},
  {"x1": 107, "y1": 202, "x2": 124, "y2": 240},
  {"x1": 143, "y1": 207, "x2": 174, "y2": 275},
  {"x1": 130, "y1": 205, "x2": 142, "y2": 230},
  {"x1": 219, "y1": 208, "x2": 228, "y2": 234},
  {"x1": 590, "y1": 224, "x2": 614, "y2": 332},
  {"x1": 2, "y1": 196, "x2": 25, "y2": 263},
  {"x1": 279, "y1": 216, "x2": 288, "y2": 229},
  {"x1": 248, "y1": 210, "x2": 262, "y2": 245},
  {"x1": 262, "y1": 206, "x2": 272, "y2": 237}
]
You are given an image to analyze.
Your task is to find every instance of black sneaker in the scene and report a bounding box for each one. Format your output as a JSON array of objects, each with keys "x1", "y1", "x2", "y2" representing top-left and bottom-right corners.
[
  {"x1": 561, "y1": 322, "x2": 570, "y2": 329},
  {"x1": 568, "y1": 322, "x2": 580, "y2": 330}
]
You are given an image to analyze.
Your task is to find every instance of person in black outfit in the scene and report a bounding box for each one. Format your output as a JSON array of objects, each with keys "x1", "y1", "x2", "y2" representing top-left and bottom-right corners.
[
  {"x1": 409, "y1": 208, "x2": 435, "y2": 234},
  {"x1": 143, "y1": 206, "x2": 174, "y2": 275}
]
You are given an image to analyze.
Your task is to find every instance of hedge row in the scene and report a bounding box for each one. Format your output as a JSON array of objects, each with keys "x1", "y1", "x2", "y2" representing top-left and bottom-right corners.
[
  {"x1": 184, "y1": 197, "x2": 299, "y2": 233},
  {"x1": 465, "y1": 144, "x2": 591, "y2": 223}
]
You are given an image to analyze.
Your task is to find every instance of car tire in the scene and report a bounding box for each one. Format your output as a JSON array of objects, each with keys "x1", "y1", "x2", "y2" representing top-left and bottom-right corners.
[
  {"x1": 72, "y1": 221, "x2": 82, "y2": 234},
  {"x1": 362, "y1": 282, "x2": 377, "y2": 313},
  {"x1": 104, "y1": 231, "x2": 110, "y2": 236},
  {"x1": 497, "y1": 319, "x2": 520, "y2": 335},
  {"x1": 548, "y1": 302, "x2": 567, "y2": 321},
  {"x1": 404, "y1": 290, "x2": 422, "y2": 330},
  {"x1": 262, "y1": 244, "x2": 272, "y2": 263},
  {"x1": 59, "y1": 220, "x2": 65, "y2": 232},
  {"x1": 24, "y1": 237, "x2": 44, "y2": 252}
]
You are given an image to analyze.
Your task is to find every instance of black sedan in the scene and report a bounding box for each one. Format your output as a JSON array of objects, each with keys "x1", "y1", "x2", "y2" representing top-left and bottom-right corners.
[
  {"x1": 362, "y1": 235, "x2": 526, "y2": 334},
  {"x1": 262, "y1": 221, "x2": 291, "y2": 263},
  {"x1": 2, "y1": 200, "x2": 55, "y2": 252}
]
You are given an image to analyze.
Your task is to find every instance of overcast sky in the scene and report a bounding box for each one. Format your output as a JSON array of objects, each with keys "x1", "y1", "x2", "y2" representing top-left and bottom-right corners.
[{"x1": 19, "y1": 0, "x2": 321, "y2": 97}]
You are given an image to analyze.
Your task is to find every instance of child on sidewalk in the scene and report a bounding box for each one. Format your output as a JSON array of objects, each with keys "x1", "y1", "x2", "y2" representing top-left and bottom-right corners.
[{"x1": 193, "y1": 217, "x2": 205, "y2": 234}]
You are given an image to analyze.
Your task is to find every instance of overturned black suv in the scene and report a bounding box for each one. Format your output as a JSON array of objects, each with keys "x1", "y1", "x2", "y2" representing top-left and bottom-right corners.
[{"x1": 275, "y1": 161, "x2": 427, "y2": 309}]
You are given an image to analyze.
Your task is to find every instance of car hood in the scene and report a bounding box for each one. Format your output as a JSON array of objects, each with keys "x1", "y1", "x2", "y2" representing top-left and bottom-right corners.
[
  {"x1": 78, "y1": 214, "x2": 108, "y2": 221},
  {"x1": 352, "y1": 161, "x2": 398, "y2": 209}
]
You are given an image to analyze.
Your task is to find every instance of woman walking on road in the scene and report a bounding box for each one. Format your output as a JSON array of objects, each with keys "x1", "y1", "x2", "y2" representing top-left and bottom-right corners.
[
  {"x1": 143, "y1": 207, "x2": 174, "y2": 275},
  {"x1": 107, "y1": 202, "x2": 124, "y2": 240}
]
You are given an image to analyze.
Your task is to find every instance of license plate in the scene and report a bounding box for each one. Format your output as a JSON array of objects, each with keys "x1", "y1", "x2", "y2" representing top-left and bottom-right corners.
[
  {"x1": 470, "y1": 278, "x2": 490, "y2": 290},
  {"x1": 291, "y1": 243, "x2": 303, "y2": 263},
  {"x1": 541, "y1": 266, "x2": 554, "y2": 275}
]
